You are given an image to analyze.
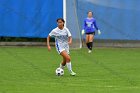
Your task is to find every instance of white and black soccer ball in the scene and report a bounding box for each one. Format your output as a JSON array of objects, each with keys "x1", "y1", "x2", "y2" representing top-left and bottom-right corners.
[{"x1": 55, "y1": 68, "x2": 64, "y2": 76}]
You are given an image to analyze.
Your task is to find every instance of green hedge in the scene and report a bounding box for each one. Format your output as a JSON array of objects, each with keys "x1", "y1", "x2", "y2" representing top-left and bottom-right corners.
[{"x1": 0, "y1": 37, "x2": 55, "y2": 42}]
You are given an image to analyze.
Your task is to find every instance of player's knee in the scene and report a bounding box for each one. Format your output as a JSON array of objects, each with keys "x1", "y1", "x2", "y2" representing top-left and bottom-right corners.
[{"x1": 66, "y1": 56, "x2": 71, "y2": 62}]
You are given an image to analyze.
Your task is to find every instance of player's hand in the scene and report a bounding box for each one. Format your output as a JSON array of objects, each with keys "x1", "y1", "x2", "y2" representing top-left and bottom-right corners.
[
  {"x1": 47, "y1": 45, "x2": 51, "y2": 51},
  {"x1": 98, "y1": 30, "x2": 101, "y2": 35},
  {"x1": 81, "y1": 29, "x2": 85, "y2": 35}
]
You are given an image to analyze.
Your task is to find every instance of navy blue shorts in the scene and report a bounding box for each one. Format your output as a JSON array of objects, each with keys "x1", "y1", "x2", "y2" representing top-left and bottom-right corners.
[{"x1": 86, "y1": 32, "x2": 95, "y2": 35}]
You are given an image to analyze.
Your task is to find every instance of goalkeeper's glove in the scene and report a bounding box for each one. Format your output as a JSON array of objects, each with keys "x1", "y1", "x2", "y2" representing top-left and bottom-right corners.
[
  {"x1": 81, "y1": 29, "x2": 85, "y2": 35},
  {"x1": 98, "y1": 30, "x2": 101, "y2": 35}
]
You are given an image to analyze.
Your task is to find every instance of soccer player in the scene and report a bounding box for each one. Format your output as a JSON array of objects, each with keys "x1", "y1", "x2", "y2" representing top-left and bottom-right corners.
[
  {"x1": 47, "y1": 18, "x2": 76, "y2": 76},
  {"x1": 82, "y1": 11, "x2": 101, "y2": 53}
]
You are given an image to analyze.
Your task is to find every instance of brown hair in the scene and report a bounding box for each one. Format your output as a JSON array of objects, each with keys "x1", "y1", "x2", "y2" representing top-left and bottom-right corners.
[
  {"x1": 87, "y1": 11, "x2": 93, "y2": 15},
  {"x1": 56, "y1": 18, "x2": 65, "y2": 23}
]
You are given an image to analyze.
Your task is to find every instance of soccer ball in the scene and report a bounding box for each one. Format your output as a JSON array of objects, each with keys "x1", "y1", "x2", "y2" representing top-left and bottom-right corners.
[{"x1": 55, "y1": 68, "x2": 64, "y2": 76}]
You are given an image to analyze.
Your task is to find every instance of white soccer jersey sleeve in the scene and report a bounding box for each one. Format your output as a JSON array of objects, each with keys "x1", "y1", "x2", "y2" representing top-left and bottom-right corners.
[
  {"x1": 49, "y1": 29, "x2": 57, "y2": 37},
  {"x1": 66, "y1": 28, "x2": 72, "y2": 37}
]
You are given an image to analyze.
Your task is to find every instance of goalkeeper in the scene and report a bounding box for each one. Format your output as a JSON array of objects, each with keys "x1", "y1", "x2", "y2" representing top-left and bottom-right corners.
[{"x1": 82, "y1": 11, "x2": 101, "y2": 53}]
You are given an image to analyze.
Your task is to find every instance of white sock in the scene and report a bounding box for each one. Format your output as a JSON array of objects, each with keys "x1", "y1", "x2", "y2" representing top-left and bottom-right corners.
[
  {"x1": 59, "y1": 63, "x2": 65, "y2": 69},
  {"x1": 66, "y1": 62, "x2": 73, "y2": 72}
]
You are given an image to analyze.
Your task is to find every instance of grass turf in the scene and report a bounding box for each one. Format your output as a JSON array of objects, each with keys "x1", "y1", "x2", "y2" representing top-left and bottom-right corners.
[{"x1": 0, "y1": 47, "x2": 140, "y2": 93}]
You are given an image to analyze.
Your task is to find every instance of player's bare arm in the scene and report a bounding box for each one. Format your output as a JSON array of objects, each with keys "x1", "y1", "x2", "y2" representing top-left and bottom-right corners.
[
  {"x1": 68, "y1": 36, "x2": 72, "y2": 45},
  {"x1": 47, "y1": 35, "x2": 51, "y2": 51}
]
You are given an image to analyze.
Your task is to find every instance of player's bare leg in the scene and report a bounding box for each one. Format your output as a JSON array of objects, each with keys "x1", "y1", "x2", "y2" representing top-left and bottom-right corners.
[
  {"x1": 86, "y1": 35, "x2": 89, "y2": 43},
  {"x1": 60, "y1": 50, "x2": 76, "y2": 76},
  {"x1": 59, "y1": 56, "x2": 66, "y2": 69}
]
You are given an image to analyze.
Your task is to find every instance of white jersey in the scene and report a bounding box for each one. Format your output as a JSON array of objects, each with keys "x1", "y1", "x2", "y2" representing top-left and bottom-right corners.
[{"x1": 49, "y1": 27, "x2": 72, "y2": 54}]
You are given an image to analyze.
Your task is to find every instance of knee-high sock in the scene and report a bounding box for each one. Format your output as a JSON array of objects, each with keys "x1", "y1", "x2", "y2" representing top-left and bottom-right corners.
[
  {"x1": 66, "y1": 62, "x2": 73, "y2": 72},
  {"x1": 60, "y1": 63, "x2": 65, "y2": 69},
  {"x1": 89, "y1": 42, "x2": 93, "y2": 50},
  {"x1": 86, "y1": 43, "x2": 90, "y2": 50}
]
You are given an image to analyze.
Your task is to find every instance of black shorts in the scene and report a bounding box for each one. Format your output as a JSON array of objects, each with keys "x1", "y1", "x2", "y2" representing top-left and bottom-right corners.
[{"x1": 86, "y1": 32, "x2": 95, "y2": 35}]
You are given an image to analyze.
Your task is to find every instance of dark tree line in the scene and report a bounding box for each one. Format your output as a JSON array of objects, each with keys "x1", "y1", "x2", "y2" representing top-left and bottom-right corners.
[{"x1": 0, "y1": 37, "x2": 55, "y2": 42}]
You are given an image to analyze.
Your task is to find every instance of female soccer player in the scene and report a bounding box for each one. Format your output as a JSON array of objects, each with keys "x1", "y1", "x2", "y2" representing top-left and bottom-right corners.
[
  {"x1": 82, "y1": 11, "x2": 101, "y2": 53},
  {"x1": 47, "y1": 18, "x2": 76, "y2": 76}
]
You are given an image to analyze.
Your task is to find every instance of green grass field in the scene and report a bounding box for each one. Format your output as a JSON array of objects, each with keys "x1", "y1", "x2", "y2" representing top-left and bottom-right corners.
[{"x1": 0, "y1": 47, "x2": 140, "y2": 93}]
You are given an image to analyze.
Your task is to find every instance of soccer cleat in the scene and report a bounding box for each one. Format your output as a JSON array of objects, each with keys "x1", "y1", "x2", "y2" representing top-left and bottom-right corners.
[
  {"x1": 70, "y1": 71, "x2": 76, "y2": 76},
  {"x1": 88, "y1": 50, "x2": 92, "y2": 53}
]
